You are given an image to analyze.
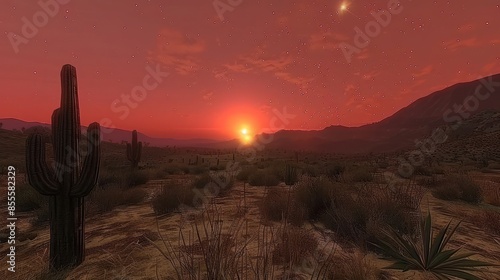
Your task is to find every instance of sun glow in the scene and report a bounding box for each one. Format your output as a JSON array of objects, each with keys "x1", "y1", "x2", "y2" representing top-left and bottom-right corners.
[{"x1": 239, "y1": 126, "x2": 253, "y2": 144}]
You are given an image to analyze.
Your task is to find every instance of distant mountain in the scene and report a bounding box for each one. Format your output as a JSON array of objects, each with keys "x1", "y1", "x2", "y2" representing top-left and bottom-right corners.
[
  {"x1": 254, "y1": 73, "x2": 500, "y2": 153},
  {"x1": 0, "y1": 118, "x2": 229, "y2": 148},
  {"x1": 2, "y1": 73, "x2": 499, "y2": 153}
]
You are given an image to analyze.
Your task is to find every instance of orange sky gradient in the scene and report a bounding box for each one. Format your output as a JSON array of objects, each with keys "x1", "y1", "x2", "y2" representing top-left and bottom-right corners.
[{"x1": 1, "y1": 1, "x2": 499, "y2": 139}]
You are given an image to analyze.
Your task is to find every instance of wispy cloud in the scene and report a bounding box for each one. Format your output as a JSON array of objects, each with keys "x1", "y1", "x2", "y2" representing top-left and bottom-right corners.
[
  {"x1": 309, "y1": 31, "x2": 350, "y2": 51},
  {"x1": 223, "y1": 45, "x2": 314, "y2": 88},
  {"x1": 412, "y1": 65, "x2": 434, "y2": 78},
  {"x1": 149, "y1": 28, "x2": 206, "y2": 75},
  {"x1": 202, "y1": 91, "x2": 214, "y2": 101},
  {"x1": 443, "y1": 37, "x2": 480, "y2": 51}
]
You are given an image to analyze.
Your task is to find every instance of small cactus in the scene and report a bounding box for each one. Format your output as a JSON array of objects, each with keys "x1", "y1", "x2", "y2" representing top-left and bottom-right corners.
[
  {"x1": 25, "y1": 64, "x2": 101, "y2": 270},
  {"x1": 126, "y1": 130, "x2": 142, "y2": 168},
  {"x1": 284, "y1": 163, "x2": 298, "y2": 185}
]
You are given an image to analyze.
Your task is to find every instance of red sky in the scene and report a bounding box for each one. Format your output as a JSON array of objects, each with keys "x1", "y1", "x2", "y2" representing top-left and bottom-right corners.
[{"x1": 1, "y1": 0, "x2": 499, "y2": 140}]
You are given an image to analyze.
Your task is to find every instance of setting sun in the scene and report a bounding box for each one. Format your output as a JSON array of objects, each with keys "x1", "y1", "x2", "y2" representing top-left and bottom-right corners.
[{"x1": 239, "y1": 127, "x2": 253, "y2": 144}]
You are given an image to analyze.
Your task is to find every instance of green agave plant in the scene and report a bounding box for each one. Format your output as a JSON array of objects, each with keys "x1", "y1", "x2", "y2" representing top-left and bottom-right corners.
[{"x1": 373, "y1": 212, "x2": 494, "y2": 280}]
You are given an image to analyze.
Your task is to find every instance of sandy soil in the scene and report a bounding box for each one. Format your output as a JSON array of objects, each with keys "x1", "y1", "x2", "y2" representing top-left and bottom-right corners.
[{"x1": 1, "y1": 174, "x2": 499, "y2": 280}]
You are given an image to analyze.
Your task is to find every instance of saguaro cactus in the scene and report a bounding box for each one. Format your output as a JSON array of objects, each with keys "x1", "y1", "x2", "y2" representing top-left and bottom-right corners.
[
  {"x1": 126, "y1": 130, "x2": 142, "y2": 168},
  {"x1": 284, "y1": 164, "x2": 298, "y2": 185},
  {"x1": 26, "y1": 64, "x2": 101, "y2": 270}
]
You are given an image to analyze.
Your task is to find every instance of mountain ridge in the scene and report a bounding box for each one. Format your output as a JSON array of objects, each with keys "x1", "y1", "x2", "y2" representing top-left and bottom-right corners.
[{"x1": 2, "y1": 73, "x2": 499, "y2": 153}]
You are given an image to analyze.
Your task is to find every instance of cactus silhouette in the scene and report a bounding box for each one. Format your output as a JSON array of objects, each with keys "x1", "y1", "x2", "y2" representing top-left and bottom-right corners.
[
  {"x1": 126, "y1": 130, "x2": 142, "y2": 168},
  {"x1": 284, "y1": 163, "x2": 298, "y2": 185},
  {"x1": 25, "y1": 64, "x2": 101, "y2": 270}
]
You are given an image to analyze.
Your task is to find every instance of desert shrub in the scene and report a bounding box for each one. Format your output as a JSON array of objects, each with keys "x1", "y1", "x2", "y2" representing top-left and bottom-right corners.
[
  {"x1": 259, "y1": 188, "x2": 305, "y2": 225},
  {"x1": 151, "y1": 183, "x2": 195, "y2": 215},
  {"x1": 88, "y1": 187, "x2": 123, "y2": 213},
  {"x1": 300, "y1": 163, "x2": 320, "y2": 177},
  {"x1": 270, "y1": 162, "x2": 295, "y2": 181},
  {"x1": 193, "y1": 172, "x2": 214, "y2": 189},
  {"x1": 180, "y1": 164, "x2": 190, "y2": 174},
  {"x1": 432, "y1": 181, "x2": 461, "y2": 200},
  {"x1": 321, "y1": 182, "x2": 422, "y2": 245},
  {"x1": 260, "y1": 188, "x2": 289, "y2": 221},
  {"x1": 348, "y1": 166, "x2": 374, "y2": 182},
  {"x1": 98, "y1": 170, "x2": 123, "y2": 187},
  {"x1": 367, "y1": 191, "x2": 419, "y2": 235},
  {"x1": 321, "y1": 194, "x2": 371, "y2": 243},
  {"x1": 16, "y1": 184, "x2": 45, "y2": 212},
  {"x1": 209, "y1": 164, "x2": 226, "y2": 171},
  {"x1": 294, "y1": 177, "x2": 332, "y2": 220},
  {"x1": 471, "y1": 209, "x2": 500, "y2": 235},
  {"x1": 325, "y1": 163, "x2": 345, "y2": 181},
  {"x1": 190, "y1": 165, "x2": 207, "y2": 174},
  {"x1": 236, "y1": 165, "x2": 257, "y2": 181},
  {"x1": 415, "y1": 174, "x2": 440, "y2": 187},
  {"x1": 248, "y1": 170, "x2": 280, "y2": 186},
  {"x1": 272, "y1": 226, "x2": 318, "y2": 266},
  {"x1": 432, "y1": 175, "x2": 482, "y2": 203},
  {"x1": 210, "y1": 171, "x2": 235, "y2": 196},
  {"x1": 88, "y1": 184, "x2": 147, "y2": 215},
  {"x1": 156, "y1": 164, "x2": 184, "y2": 178},
  {"x1": 125, "y1": 169, "x2": 149, "y2": 187}
]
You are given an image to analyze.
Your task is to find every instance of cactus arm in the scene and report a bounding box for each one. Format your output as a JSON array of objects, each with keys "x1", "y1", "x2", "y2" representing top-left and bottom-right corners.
[
  {"x1": 26, "y1": 134, "x2": 60, "y2": 195},
  {"x1": 136, "y1": 141, "x2": 142, "y2": 161},
  {"x1": 126, "y1": 130, "x2": 142, "y2": 166},
  {"x1": 71, "y1": 123, "x2": 101, "y2": 197},
  {"x1": 126, "y1": 143, "x2": 133, "y2": 161}
]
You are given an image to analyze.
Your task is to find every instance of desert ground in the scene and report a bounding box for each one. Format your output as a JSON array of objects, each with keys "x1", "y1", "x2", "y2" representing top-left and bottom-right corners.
[{"x1": 1, "y1": 128, "x2": 500, "y2": 280}]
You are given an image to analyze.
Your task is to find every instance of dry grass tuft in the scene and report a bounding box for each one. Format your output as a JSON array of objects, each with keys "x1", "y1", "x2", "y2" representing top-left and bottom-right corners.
[
  {"x1": 471, "y1": 209, "x2": 500, "y2": 235},
  {"x1": 151, "y1": 182, "x2": 196, "y2": 215},
  {"x1": 432, "y1": 174, "x2": 483, "y2": 203},
  {"x1": 272, "y1": 226, "x2": 318, "y2": 266}
]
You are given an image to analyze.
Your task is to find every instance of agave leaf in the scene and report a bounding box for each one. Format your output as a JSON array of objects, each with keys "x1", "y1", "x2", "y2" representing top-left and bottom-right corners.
[
  {"x1": 374, "y1": 212, "x2": 494, "y2": 280},
  {"x1": 433, "y1": 269, "x2": 483, "y2": 280},
  {"x1": 428, "y1": 249, "x2": 461, "y2": 269},
  {"x1": 429, "y1": 221, "x2": 452, "y2": 262},
  {"x1": 422, "y1": 212, "x2": 433, "y2": 265}
]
